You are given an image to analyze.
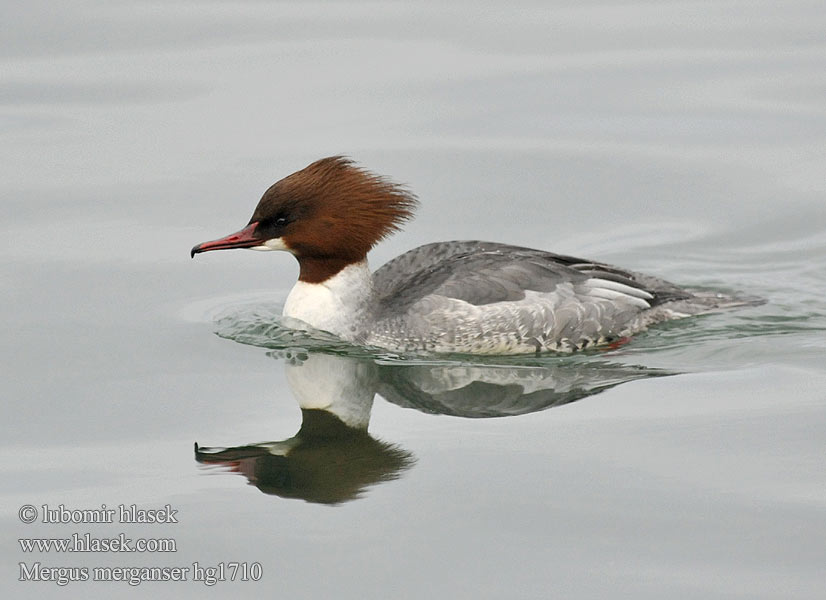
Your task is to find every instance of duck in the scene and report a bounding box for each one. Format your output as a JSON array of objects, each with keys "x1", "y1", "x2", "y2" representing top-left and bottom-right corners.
[{"x1": 191, "y1": 156, "x2": 757, "y2": 354}]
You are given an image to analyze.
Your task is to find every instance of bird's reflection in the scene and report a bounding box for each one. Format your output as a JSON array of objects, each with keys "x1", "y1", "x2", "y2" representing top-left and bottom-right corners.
[
  {"x1": 197, "y1": 354, "x2": 413, "y2": 504},
  {"x1": 196, "y1": 352, "x2": 671, "y2": 504}
]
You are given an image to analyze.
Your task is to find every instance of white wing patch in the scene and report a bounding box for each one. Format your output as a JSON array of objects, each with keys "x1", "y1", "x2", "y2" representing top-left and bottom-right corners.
[{"x1": 583, "y1": 277, "x2": 652, "y2": 309}]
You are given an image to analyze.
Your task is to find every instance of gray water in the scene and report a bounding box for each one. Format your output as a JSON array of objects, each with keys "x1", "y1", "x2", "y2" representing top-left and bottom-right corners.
[{"x1": 3, "y1": 1, "x2": 826, "y2": 598}]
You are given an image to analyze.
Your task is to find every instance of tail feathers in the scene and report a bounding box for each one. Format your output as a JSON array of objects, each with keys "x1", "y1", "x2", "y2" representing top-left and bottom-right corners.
[{"x1": 662, "y1": 291, "x2": 766, "y2": 317}]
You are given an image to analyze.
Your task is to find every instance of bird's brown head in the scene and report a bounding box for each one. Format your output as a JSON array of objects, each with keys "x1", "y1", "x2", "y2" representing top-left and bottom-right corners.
[{"x1": 191, "y1": 156, "x2": 418, "y2": 283}]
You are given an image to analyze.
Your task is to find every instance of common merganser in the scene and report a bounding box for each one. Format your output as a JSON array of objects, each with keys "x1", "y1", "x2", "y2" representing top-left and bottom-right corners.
[{"x1": 191, "y1": 156, "x2": 757, "y2": 354}]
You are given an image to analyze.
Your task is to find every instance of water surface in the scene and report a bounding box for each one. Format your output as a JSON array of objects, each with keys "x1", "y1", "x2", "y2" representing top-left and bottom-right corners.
[{"x1": 2, "y1": 1, "x2": 825, "y2": 598}]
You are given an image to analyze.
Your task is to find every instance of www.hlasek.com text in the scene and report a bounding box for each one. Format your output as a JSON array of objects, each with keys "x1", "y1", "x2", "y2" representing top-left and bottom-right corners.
[{"x1": 20, "y1": 532, "x2": 176, "y2": 553}]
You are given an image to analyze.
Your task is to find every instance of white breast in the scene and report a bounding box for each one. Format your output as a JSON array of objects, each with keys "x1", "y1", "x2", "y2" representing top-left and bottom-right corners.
[{"x1": 282, "y1": 260, "x2": 374, "y2": 341}]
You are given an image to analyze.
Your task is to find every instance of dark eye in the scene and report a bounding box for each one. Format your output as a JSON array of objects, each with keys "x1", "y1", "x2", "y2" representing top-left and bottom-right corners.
[{"x1": 260, "y1": 216, "x2": 288, "y2": 229}]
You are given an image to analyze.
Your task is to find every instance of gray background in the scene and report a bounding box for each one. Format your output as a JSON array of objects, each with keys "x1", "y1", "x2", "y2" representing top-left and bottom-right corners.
[{"x1": 2, "y1": 1, "x2": 825, "y2": 598}]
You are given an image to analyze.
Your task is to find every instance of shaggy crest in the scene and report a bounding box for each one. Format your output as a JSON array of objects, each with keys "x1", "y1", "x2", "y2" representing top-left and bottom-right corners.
[{"x1": 251, "y1": 156, "x2": 417, "y2": 262}]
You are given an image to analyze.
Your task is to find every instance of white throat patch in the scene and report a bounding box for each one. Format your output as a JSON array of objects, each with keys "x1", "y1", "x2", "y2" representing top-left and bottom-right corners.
[
  {"x1": 282, "y1": 260, "x2": 374, "y2": 341},
  {"x1": 251, "y1": 237, "x2": 290, "y2": 252}
]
